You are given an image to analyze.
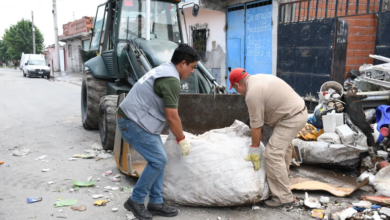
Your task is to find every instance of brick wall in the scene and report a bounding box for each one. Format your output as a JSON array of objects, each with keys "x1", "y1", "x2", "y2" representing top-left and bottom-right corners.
[{"x1": 344, "y1": 14, "x2": 377, "y2": 75}]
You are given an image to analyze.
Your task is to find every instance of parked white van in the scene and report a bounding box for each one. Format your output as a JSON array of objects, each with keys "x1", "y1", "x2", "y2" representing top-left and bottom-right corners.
[
  {"x1": 22, "y1": 54, "x2": 51, "y2": 78},
  {"x1": 20, "y1": 53, "x2": 46, "y2": 71}
]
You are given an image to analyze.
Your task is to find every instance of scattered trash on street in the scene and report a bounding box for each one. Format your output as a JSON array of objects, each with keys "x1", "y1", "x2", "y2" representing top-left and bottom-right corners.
[
  {"x1": 126, "y1": 213, "x2": 136, "y2": 220},
  {"x1": 13, "y1": 148, "x2": 30, "y2": 157},
  {"x1": 54, "y1": 199, "x2": 78, "y2": 207},
  {"x1": 311, "y1": 209, "x2": 325, "y2": 219},
  {"x1": 47, "y1": 181, "x2": 54, "y2": 185},
  {"x1": 0, "y1": 161, "x2": 4, "y2": 165},
  {"x1": 104, "y1": 170, "x2": 112, "y2": 176},
  {"x1": 68, "y1": 158, "x2": 77, "y2": 161},
  {"x1": 93, "y1": 200, "x2": 109, "y2": 206},
  {"x1": 72, "y1": 154, "x2": 95, "y2": 159},
  {"x1": 41, "y1": 169, "x2": 50, "y2": 172},
  {"x1": 319, "y1": 196, "x2": 330, "y2": 204},
  {"x1": 123, "y1": 187, "x2": 132, "y2": 191},
  {"x1": 96, "y1": 152, "x2": 112, "y2": 159},
  {"x1": 111, "y1": 208, "x2": 118, "y2": 212},
  {"x1": 109, "y1": 176, "x2": 121, "y2": 182},
  {"x1": 380, "y1": 207, "x2": 390, "y2": 216},
  {"x1": 53, "y1": 188, "x2": 66, "y2": 192},
  {"x1": 27, "y1": 197, "x2": 42, "y2": 204},
  {"x1": 35, "y1": 155, "x2": 47, "y2": 161},
  {"x1": 72, "y1": 180, "x2": 96, "y2": 187},
  {"x1": 70, "y1": 205, "x2": 86, "y2": 211},
  {"x1": 304, "y1": 192, "x2": 321, "y2": 209},
  {"x1": 352, "y1": 200, "x2": 372, "y2": 208},
  {"x1": 91, "y1": 142, "x2": 102, "y2": 150},
  {"x1": 252, "y1": 206, "x2": 260, "y2": 210},
  {"x1": 92, "y1": 194, "x2": 104, "y2": 199}
]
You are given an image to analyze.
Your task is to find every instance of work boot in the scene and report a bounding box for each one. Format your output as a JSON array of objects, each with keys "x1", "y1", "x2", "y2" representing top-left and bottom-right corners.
[
  {"x1": 147, "y1": 202, "x2": 178, "y2": 217},
  {"x1": 124, "y1": 198, "x2": 153, "y2": 220},
  {"x1": 262, "y1": 199, "x2": 294, "y2": 208}
]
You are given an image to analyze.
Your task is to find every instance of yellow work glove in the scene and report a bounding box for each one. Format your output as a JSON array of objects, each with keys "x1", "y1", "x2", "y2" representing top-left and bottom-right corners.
[
  {"x1": 245, "y1": 145, "x2": 261, "y2": 171},
  {"x1": 177, "y1": 136, "x2": 191, "y2": 156}
]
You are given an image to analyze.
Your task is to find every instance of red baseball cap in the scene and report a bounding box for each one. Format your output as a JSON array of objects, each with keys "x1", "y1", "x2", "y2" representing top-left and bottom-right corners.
[{"x1": 229, "y1": 68, "x2": 249, "y2": 90}]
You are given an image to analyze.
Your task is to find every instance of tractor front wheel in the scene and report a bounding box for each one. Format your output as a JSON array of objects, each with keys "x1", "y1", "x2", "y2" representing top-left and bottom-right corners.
[
  {"x1": 81, "y1": 71, "x2": 108, "y2": 129},
  {"x1": 99, "y1": 95, "x2": 118, "y2": 151}
]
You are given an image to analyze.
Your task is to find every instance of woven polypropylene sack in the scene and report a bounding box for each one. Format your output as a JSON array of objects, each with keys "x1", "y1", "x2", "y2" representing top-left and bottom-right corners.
[{"x1": 162, "y1": 120, "x2": 269, "y2": 206}]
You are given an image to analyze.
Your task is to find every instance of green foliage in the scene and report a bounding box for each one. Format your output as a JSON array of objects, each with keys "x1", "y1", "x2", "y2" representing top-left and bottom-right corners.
[
  {"x1": 0, "y1": 40, "x2": 8, "y2": 60},
  {"x1": 1, "y1": 19, "x2": 44, "y2": 60}
]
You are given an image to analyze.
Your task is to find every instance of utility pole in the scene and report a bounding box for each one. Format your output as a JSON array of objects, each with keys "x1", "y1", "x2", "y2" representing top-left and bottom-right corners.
[
  {"x1": 32, "y1": 11, "x2": 36, "y2": 54},
  {"x1": 52, "y1": 0, "x2": 60, "y2": 72}
]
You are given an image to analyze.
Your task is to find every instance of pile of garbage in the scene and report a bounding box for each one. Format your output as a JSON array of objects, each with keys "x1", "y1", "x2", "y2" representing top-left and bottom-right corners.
[{"x1": 293, "y1": 81, "x2": 369, "y2": 168}]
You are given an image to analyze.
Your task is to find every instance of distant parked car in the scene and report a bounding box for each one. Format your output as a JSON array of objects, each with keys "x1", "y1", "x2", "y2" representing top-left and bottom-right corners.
[{"x1": 23, "y1": 59, "x2": 51, "y2": 78}]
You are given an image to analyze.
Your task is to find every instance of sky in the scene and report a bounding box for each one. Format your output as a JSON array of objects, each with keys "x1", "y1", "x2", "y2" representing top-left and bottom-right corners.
[{"x1": 0, "y1": 0, "x2": 104, "y2": 47}]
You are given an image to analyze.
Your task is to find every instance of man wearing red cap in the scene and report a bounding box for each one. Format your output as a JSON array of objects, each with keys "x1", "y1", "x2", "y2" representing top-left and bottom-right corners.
[{"x1": 229, "y1": 68, "x2": 307, "y2": 208}]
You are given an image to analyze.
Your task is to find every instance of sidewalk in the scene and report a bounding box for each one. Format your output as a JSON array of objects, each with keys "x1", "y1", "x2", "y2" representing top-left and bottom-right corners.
[{"x1": 52, "y1": 71, "x2": 83, "y2": 86}]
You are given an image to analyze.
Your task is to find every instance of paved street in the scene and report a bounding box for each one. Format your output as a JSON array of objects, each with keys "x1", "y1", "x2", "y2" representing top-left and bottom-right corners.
[{"x1": 0, "y1": 68, "x2": 351, "y2": 220}]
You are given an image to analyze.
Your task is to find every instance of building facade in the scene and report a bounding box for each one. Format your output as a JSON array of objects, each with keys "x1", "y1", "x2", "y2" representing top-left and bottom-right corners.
[
  {"x1": 59, "y1": 17, "x2": 93, "y2": 73},
  {"x1": 180, "y1": 0, "x2": 280, "y2": 92}
]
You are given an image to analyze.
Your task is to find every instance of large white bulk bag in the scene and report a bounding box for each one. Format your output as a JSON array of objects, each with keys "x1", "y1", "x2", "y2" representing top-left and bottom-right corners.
[{"x1": 162, "y1": 120, "x2": 269, "y2": 206}]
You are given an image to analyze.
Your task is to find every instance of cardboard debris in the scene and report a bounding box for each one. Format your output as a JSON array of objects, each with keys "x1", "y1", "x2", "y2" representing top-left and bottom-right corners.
[
  {"x1": 290, "y1": 177, "x2": 369, "y2": 197},
  {"x1": 362, "y1": 196, "x2": 390, "y2": 206}
]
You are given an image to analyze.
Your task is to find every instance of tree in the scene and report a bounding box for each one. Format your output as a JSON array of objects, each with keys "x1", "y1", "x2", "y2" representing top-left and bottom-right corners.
[
  {"x1": 0, "y1": 40, "x2": 8, "y2": 60},
  {"x1": 2, "y1": 19, "x2": 44, "y2": 59}
]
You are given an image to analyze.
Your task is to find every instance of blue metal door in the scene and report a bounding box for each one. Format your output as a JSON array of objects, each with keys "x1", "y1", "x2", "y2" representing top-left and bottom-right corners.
[
  {"x1": 245, "y1": 1, "x2": 273, "y2": 75},
  {"x1": 226, "y1": 5, "x2": 245, "y2": 93}
]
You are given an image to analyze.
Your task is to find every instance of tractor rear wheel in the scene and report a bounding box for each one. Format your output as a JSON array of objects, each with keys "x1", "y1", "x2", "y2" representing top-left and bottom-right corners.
[
  {"x1": 81, "y1": 71, "x2": 108, "y2": 129},
  {"x1": 99, "y1": 95, "x2": 118, "y2": 151}
]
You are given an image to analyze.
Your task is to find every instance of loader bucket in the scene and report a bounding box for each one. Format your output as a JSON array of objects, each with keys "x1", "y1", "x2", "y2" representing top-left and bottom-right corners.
[{"x1": 114, "y1": 93, "x2": 271, "y2": 177}]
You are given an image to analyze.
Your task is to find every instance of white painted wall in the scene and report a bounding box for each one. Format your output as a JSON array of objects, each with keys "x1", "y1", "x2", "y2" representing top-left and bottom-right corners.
[{"x1": 181, "y1": 7, "x2": 227, "y2": 87}]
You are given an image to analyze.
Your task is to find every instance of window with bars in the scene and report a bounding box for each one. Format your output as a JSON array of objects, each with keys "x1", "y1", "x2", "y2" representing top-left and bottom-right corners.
[{"x1": 190, "y1": 23, "x2": 209, "y2": 61}]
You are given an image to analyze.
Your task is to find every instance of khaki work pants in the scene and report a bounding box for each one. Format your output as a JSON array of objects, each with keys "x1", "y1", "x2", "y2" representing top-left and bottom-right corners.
[{"x1": 264, "y1": 109, "x2": 307, "y2": 203}]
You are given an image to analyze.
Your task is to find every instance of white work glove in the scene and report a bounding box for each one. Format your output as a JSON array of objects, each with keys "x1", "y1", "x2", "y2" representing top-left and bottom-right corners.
[
  {"x1": 177, "y1": 136, "x2": 191, "y2": 156},
  {"x1": 245, "y1": 145, "x2": 261, "y2": 171}
]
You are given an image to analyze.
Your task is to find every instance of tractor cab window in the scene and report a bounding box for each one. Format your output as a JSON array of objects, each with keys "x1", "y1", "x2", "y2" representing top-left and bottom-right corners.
[
  {"x1": 119, "y1": 0, "x2": 180, "y2": 43},
  {"x1": 90, "y1": 4, "x2": 106, "y2": 51}
]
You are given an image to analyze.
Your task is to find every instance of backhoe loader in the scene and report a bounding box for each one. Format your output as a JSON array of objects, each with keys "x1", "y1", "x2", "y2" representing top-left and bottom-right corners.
[{"x1": 80, "y1": 0, "x2": 250, "y2": 177}]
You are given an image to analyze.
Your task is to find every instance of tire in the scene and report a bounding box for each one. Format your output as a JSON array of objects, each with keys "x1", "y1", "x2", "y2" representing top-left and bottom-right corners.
[
  {"x1": 99, "y1": 95, "x2": 118, "y2": 150},
  {"x1": 81, "y1": 71, "x2": 108, "y2": 130},
  {"x1": 23, "y1": 72, "x2": 26, "y2": 77},
  {"x1": 28, "y1": 71, "x2": 31, "y2": 78},
  {"x1": 41, "y1": 75, "x2": 44, "y2": 78}
]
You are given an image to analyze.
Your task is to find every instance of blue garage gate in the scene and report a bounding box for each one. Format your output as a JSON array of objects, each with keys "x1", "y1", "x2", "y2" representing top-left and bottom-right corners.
[{"x1": 226, "y1": 0, "x2": 273, "y2": 93}]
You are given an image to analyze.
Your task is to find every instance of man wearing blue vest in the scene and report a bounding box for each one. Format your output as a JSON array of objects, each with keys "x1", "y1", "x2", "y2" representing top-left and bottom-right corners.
[{"x1": 117, "y1": 43, "x2": 199, "y2": 220}]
